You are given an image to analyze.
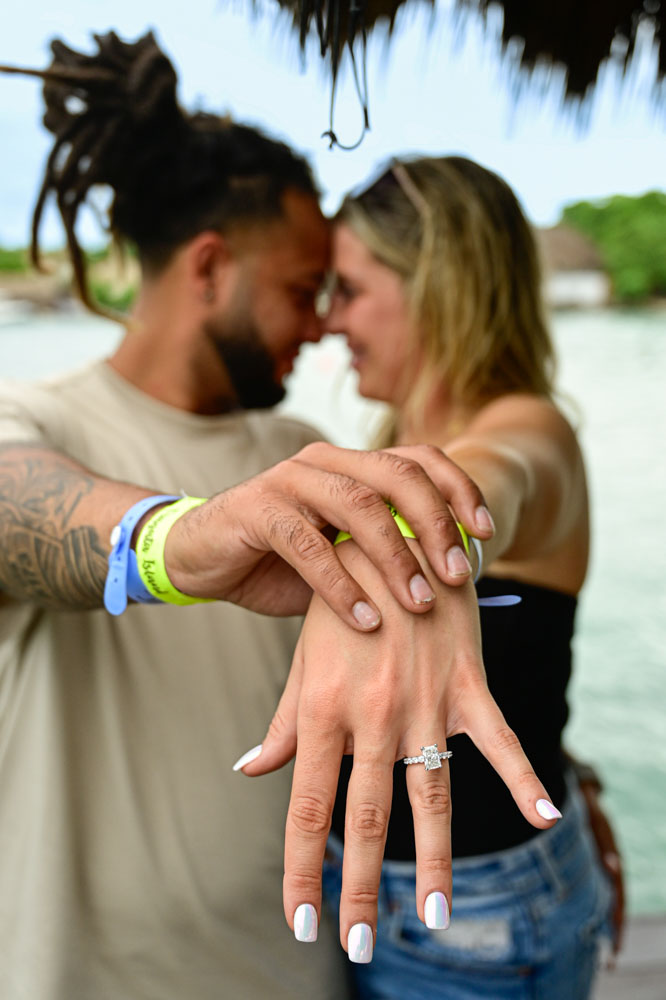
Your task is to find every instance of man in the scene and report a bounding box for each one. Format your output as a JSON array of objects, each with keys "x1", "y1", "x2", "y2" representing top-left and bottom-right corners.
[{"x1": 0, "y1": 32, "x2": 500, "y2": 1000}]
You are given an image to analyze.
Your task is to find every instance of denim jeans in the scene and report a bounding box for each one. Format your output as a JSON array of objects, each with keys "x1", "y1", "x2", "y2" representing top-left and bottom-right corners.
[{"x1": 322, "y1": 779, "x2": 612, "y2": 1000}]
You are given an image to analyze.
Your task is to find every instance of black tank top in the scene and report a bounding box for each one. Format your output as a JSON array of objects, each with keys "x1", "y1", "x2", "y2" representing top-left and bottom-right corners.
[{"x1": 330, "y1": 576, "x2": 576, "y2": 859}]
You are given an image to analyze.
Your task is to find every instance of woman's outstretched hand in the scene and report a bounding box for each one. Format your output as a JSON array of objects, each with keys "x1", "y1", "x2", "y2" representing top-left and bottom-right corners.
[{"x1": 237, "y1": 539, "x2": 559, "y2": 960}]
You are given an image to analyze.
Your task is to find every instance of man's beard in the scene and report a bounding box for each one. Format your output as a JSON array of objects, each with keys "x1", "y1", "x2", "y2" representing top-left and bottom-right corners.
[{"x1": 205, "y1": 314, "x2": 286, "y2": 411}]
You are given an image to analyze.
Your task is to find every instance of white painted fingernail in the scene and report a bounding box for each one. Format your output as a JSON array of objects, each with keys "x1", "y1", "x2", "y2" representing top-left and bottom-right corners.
[
  {"x1": 425, "y1": 891, "x2": 450, "y2": 929},
  {"x1": 536, "y1": 798, "x2": 562, "y2": 820},
  {"x1": 294, "y1": 903, "x2": 318, "y2": 943},
  {"x1": 352, "y1": 601, "x2": 381, "y2": 629},
  {"x1": 348, "y1": 923, "x2": 373, "y2": 963},
  {"x1": 232, "y1": 744, "x2": 263, "y2": 772}
]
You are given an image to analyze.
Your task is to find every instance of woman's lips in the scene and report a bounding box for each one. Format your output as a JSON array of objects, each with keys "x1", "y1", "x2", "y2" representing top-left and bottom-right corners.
[{"x1": 347, "y1": 342, "x2": 366, "y2": 370}]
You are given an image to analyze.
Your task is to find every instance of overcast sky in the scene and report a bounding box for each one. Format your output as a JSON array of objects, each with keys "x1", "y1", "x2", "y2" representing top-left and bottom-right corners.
[{"x1": 1, "y1": 0, "x2": 665, "y2": 248}]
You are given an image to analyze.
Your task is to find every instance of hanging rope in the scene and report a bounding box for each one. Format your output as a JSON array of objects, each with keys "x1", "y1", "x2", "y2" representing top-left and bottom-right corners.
[{"x1": 322, "y1": 20, "x2": 370, "y2": 150}]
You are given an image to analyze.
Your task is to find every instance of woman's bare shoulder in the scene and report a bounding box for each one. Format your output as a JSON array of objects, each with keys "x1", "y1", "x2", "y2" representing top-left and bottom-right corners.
[
  {"x1": 470, "y1": 393, "x2": 573, "y2": 430},
  {"x1": 462, "y1": 394, "x2": 581, "y2": 461}
]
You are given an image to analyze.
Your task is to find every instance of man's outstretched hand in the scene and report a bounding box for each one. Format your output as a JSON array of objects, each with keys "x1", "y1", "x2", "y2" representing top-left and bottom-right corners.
[{"x1": 166, "y1": 442, "x2": 494, "y2": 631}]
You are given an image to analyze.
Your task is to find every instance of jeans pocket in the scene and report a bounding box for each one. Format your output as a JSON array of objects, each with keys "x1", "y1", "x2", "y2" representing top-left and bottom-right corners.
[
  {"x1": 384, "y1": 875, "x2": 535, "y2": 977},
  {"x1": 572, "y1": 859, "x2": 614, "y2": 969}
]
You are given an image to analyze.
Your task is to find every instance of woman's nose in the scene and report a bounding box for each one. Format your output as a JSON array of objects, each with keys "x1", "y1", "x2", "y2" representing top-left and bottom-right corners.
[{"x1": 321, "y1": 296, "x2": 345, "y2": 334}]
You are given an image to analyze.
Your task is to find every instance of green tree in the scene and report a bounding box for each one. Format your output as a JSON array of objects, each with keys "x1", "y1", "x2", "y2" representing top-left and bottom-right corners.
[
  {"x1": 89, "y1": 280, "x2": 136, "y2": 313},
  {"x1": 562, "y1": 192, "x2": 666, "y2": 303},
  {"x1": 0, "y1": 247, "x2": 28, "y2": 273}
]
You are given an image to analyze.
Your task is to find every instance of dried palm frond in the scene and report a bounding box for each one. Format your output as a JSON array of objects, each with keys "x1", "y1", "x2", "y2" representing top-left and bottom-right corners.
[{"x1": 270, "y1": 0, "x2": 664, "y2": 145}]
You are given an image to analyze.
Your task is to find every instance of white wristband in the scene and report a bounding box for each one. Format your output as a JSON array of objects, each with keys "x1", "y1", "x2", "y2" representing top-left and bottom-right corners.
[{"x1": 470, "y1": 536, "x2": 483, "y2": 583}]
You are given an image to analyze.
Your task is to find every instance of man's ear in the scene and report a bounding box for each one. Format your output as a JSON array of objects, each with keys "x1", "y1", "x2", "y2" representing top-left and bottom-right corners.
[{"x1": 186, "y1": 230, "x2": 236, "y2": 306}]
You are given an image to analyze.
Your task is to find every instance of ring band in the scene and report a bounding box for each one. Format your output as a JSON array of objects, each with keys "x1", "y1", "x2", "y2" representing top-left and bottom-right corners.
[{"x1": 403, "y1": 743, "x2": 452, "y2": 771}]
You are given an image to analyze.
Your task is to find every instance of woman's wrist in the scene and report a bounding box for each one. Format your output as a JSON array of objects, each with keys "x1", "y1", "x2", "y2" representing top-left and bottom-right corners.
[{"x1": 335, "y1": 504, "x2": 482, "y2": 579}]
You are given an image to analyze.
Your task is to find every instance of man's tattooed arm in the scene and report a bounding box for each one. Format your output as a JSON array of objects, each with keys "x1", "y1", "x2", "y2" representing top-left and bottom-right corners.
[{"x1": 0, "y1": 444, "x2": 153, "y2": 610}]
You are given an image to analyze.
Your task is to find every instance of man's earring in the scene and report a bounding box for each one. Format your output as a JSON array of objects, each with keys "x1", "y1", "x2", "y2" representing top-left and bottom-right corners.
[{"x1": 203, "y1": 287, "x2": 215, "y2": 303}]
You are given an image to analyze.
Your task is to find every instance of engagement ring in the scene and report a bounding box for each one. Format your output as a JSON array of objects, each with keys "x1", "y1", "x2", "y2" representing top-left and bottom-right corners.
[{"x1": 403, "y1": 743, "x2": 452, "y2": 771}]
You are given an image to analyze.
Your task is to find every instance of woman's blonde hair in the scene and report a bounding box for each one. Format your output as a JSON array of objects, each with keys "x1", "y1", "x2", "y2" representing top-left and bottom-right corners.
[{"x1": 337, "y1": 156, "x2": 555, "y2": 438}]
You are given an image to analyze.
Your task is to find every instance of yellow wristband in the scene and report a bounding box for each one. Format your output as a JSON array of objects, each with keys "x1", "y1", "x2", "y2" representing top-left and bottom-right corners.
[
  {"x1": 456, "y1": 520, "x2": 483, "y2": 582},
  {"x1": 333, "y1": 502, "x2": 416, "y2": 546},
  {"x1": 333, "y1": 507, "x2": 480, "y2": 581},
  {"x1": 455, "y1": 521, "x2": 471, "y2": 557},
  {"x1": 386, "y1": 504, "x2": 416, "y2": 540},
  {"x1": 136, "y1": 496, "x2": 213, "y2": 606}
]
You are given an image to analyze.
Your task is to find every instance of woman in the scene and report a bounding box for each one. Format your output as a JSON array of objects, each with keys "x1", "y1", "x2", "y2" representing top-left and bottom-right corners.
[{"x1": 318, "y1": 156, "x2": 614, "y2": 998}]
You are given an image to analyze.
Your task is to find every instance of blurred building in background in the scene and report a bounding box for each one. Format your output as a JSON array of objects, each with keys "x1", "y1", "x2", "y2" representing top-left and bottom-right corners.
[{"x1": 538, "y1": 225, "x2": 612, "y2": 309}]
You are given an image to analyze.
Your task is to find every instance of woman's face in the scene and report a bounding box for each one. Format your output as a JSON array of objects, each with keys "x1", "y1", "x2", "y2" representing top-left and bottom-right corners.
[{"x1": 326, "y1": 223, "x2": 416, "y2": 405}]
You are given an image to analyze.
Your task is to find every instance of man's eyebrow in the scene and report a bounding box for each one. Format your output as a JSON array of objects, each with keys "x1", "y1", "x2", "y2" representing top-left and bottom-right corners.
[{"x1": 295, "y1": 269, "x2": 328, "y2": 285}]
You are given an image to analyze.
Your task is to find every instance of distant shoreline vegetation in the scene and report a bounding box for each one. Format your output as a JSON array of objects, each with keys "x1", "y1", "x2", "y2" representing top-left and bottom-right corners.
[
  {"x1": 0, "y1": 242, "x2": 138, "y2": 315},
  {"x1": 1, "y1": 190, "x2": 666, "y2": 311},
  {"x1": 562, "y1": 191, "x2": 666, "y2": 304},
  {"x1": 0, "y1": 247, "x2": 29, "y2": 273}
]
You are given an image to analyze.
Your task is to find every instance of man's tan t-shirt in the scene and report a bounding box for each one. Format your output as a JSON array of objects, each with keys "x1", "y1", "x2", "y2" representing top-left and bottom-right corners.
[{"x1": 0, "y1": 361, "x2": 348, "y2": 1000}]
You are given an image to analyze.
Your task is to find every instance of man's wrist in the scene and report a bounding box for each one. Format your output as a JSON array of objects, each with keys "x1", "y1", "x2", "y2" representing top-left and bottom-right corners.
[
  {"x1": 104, "y1": 495, "x2": 181, "y2": 615},
  {"x1": 131, "y1": 502, "x2": 175, "y2": 548},
  {"x1": 135, "y1": 497, "x2": 212, "y2": 606}
]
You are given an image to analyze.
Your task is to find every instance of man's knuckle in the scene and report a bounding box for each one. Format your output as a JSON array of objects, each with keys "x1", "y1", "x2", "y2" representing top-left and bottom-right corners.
[
  {"x1": 383, "y1": 545, "x2": 418, "y2": 574},
  {"x1": 264, "y1": 507, "x2": 297, "y2": 543},
  {"x1": 342, "y1": 481, "x2": 382, "y2": 513},
  {"x1": 418, "y1": 444, "x2": 443, "y2": 465},
  {"x1": 291, "y1": 526, "x2": 327, "y2": 562},
  {"x1": 389, "y1": 455, "x2": 424, "y2": 484},
  {"x1": 290, "y1": 794, "x2": 331, "y2": 835},
  {"x1": 264, "y1": 458, "x2": 289, "y2": 480},
  {"x1": 430, "y1": 512, "x2": 456, "y2": 539},
  {"x1": 296, "y1": 441, "x2": 325, "y2": 463},
  {"x1": 348, "y1": 802, "x2": 389, "y2": 841}
]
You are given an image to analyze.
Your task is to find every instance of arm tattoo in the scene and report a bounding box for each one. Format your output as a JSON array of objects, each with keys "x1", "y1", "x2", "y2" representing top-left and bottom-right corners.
[{"x1": 0, "y1": 444, "x2": 108, "y2": 609}]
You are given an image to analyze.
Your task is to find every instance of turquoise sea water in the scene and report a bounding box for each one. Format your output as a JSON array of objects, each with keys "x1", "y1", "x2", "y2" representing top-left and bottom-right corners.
[{"x1": 1, "y1": 305, "x2": 665, "y2": 914}]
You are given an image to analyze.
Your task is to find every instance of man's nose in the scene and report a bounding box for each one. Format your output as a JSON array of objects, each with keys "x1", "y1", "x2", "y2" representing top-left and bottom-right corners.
[{"x1": 303, "y1": 311, "x2": 324, "y2": 343}]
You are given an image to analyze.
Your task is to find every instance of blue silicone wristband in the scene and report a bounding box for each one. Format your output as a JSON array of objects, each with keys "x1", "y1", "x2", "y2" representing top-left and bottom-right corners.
[{"x1": 104, "y1": 495, "x2": 180, "y2": 616}]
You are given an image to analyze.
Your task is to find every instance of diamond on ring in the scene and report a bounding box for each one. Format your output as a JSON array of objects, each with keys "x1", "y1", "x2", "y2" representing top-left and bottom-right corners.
[
  {"x1": 402, "y1": 743, "x2": 453, "y2": 770},
  {"x1": 422, "y1": 744, "x2": 442, "y2": 770}
]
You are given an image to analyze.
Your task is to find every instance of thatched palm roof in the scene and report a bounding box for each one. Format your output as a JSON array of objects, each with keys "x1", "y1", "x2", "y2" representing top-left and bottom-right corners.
[
  {"x1": 273, "y1": 0, "x2": 664, "y2": 103},
  {"x1": 536, "y1": 225, "x2": 605, "y2": 273}
]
